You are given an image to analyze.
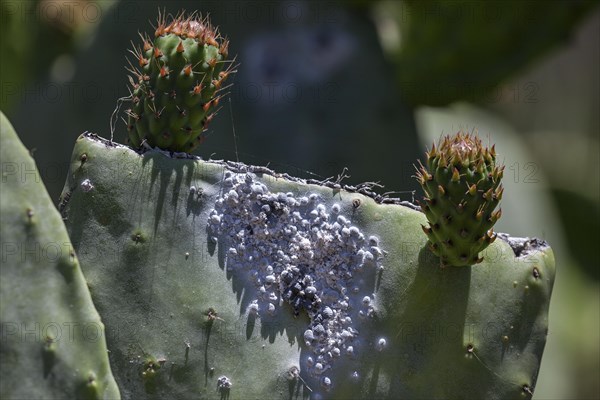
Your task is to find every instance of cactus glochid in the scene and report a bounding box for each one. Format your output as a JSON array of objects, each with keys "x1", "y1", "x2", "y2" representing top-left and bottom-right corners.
[
  {"x1": 416, "y1": 132, "x2": 504, "y2": 267},
  {"x1": 125, "y1": 11, "x2": 235, "y2": 153}
]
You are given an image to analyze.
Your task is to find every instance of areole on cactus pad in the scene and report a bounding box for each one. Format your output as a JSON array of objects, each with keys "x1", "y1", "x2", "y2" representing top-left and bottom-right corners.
[{"x1": 125, "y1": 11, "x2": 235, "y2": 153}]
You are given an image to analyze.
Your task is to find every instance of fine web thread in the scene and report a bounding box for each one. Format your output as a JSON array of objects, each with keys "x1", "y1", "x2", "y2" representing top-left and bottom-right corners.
[{"x1": 110, "y1": 95, "x2": 131, "y2": 144}]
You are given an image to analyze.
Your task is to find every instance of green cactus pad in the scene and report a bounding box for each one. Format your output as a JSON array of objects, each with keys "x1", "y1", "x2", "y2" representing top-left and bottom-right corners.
[
  {"x1": 125, "y1": 11, "x2": 234, "y2": 153},
  {"x1": 416, "y1": 132, "x2": 504, "y2": 267},
  {"x1": 0, "y1": 113, "x2": 120, "y2": 399},
  {"x1": 61, "y1": 133, "x2": 554, "y2": 399}
]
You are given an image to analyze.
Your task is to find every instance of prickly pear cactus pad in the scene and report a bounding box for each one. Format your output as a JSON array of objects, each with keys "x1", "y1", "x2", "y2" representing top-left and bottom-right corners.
[
  {"x1": 416, "y1": 132, "x2": 504, "y2": 267},
  {"x1": 0, "y1": 114, "x2": 120, "y2": 399},
  {"x1": 61, "y1": 133, "x2": 555, "y2": 400},
  {"x1": 125, "y1": 11, "x2": 234, "y2": 152}
]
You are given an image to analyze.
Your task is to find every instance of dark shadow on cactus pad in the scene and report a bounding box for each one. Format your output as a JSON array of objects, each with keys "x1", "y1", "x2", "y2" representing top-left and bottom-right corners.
[
  {"x1": 513, "y1": 275, "x2": 546, "y2": 356},
  {"x1": 65, "y1": 174, "x2": 131, "y2": 252},
  {"x1": 142, "y1": 153, "x2": 195, "y2": 237},
  {"x1": 212, "y1": 210, "x2": 309, "y2": 348},
  {"x1": 41, "y1": 342, "x2": 56, "y2": 379},
  {"x1": 387, "y1": 246, "x2": 471, "y2": 396}
]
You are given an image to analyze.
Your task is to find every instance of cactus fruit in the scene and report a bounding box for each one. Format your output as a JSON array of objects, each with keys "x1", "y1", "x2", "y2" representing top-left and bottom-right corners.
[
  {"x1": 125, "y1": 11, "x2": 234, "y2": 153},
  {"x1": 416, "y1": 132, "x2": 504, "y2": 267},
  {"x1": 0, "y1": 113, "x2": 120, "y2": 399},
  {"x1": 60, "y1": 133, "x2": 554, "y2": 399}
]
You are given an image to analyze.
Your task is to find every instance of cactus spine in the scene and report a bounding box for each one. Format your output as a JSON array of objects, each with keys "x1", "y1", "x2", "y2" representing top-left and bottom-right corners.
[
  {"x1": 125, "y1": 11, "x2": 234, "y2": 152},
  {"x1": 416, "y1": 132, "x2": 504, "y2": 267}
]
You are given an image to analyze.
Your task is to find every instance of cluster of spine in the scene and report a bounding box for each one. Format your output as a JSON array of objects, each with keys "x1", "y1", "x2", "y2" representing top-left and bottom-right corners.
[
  {"x1": 125, "y1": 11, "x2": 235, "y2": 152},
  {"x1": 416, "y1": 132, "x2": 504, "y2": 267}
]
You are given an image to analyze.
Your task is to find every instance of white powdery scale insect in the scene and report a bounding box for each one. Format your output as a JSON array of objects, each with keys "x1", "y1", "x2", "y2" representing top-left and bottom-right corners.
[{"x1": 207, "y1": 171, "x2": 386, "y2": 378}]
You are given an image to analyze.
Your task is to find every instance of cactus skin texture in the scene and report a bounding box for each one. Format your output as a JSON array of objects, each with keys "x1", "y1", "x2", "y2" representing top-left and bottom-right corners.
[
  {"x1": 125, "y1": 11, "x2": 234, "y2": 153},
  {"x1": 61, "y1": 133, "x2": 554, "y2": 399},
  {"x1": 416, "y1": 132, "x2": 504, "y2": 267},
  {"x1": 0, "y1": 113, "x2": 120, "y2": 399}
]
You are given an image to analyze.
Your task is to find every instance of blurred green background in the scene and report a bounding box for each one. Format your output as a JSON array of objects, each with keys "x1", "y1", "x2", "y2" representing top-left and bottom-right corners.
[{"x1": 1, "y1": 1, "x2": 598, "y2": 398}]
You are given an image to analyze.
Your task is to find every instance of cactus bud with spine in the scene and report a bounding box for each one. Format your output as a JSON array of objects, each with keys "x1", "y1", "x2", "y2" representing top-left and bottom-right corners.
[
  {"x1": 416, "y1": 132, "x2": 504, "y2": 267},
  {"x1": 125, "y1": 11, "x2": 234, "y2": 152}
]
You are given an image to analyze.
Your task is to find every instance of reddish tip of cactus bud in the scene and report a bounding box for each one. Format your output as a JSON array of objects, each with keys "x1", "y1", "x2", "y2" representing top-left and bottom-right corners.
[
  {"x1": 421, "y1": 225, "x2": 432, "y2": 235},
  {"x1": 139, "y1": 57, "x2": 149, "y2": 67},
  {"x1": 429, "y1": 143, "x2": 437, "y2": 157},
  {"x1": 428, "y1": 242, "x2": 437, "y2": 253},
  {"x1": 483, "y1": 188, "x2": 494, "y2": 201},
  {"x1": 476, "y1": 206, "x2": 484, "y2": 221},
  {"x1": 219, "y1": 39, "x2": 229, "y2": 57},
  {"x1": 176, "y1": 41, "x2": 185, "y2": 53},
  {"x1": 439, "y1": 153, "x2": 447, "y2": 168},
  {"x1": 475, "y1": 159, "x2": 484, "y2": 174},
  {"x1": 207, "y1": 37, "x2": 218, "y2": 47},
  {"x1": 423, "y1": 171, "x2": 432, "y2": 182},
  {"x1": 126, "y1": 110, "x2": 140, "y2": 121},
  {"x1": 495, "y1": 186, "x2": 504, "y2": 201},
  {"x1": 213, "y1": 97, "x2": 220, "y2": 107},
  {"x1": 160, "y1": 66, "x2": 169, "y2": 77},
  {"x1": 202, "y1": 102, "x2": 211, "y2": 112},
  {"x1": 491, "y1": 208, "x2": 502, "y2": 222},
  {"x1": 184, "y1": 65, "x2": 192, "y2": 76},
  {"x1": 438, "y1": 185, "x2": 446, "y2": 196},
  {"x1": 203, "y1": 113, "x2": 214, "y2": 128},
  {"x1": 154, "y1": 47, "x2": 163, "y2": 59},
  {"x1": 490, "y1": 144, "x2": 496, "y2": 157},
  {"x1": 486, "y1": 230, "x2": 497, "y2": 243},
  {"x1": 468, "y1": 184, "x2": 477, "y2": 196},
  {"x1": 143, "y1": 41, "x2": 152, "y2": 52},
  {"x1": 451, "y1": 168, "x2": 460, "y2": 182},
  {"x1": 208, "y1": 58, "x2": 217, "y2": 69},
  {"x1": 193, "y1": 84, "x2": 203, "y2": 95},
  {"x1": 449, "y1": 148, "x2": 458, "y2": 164}
]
